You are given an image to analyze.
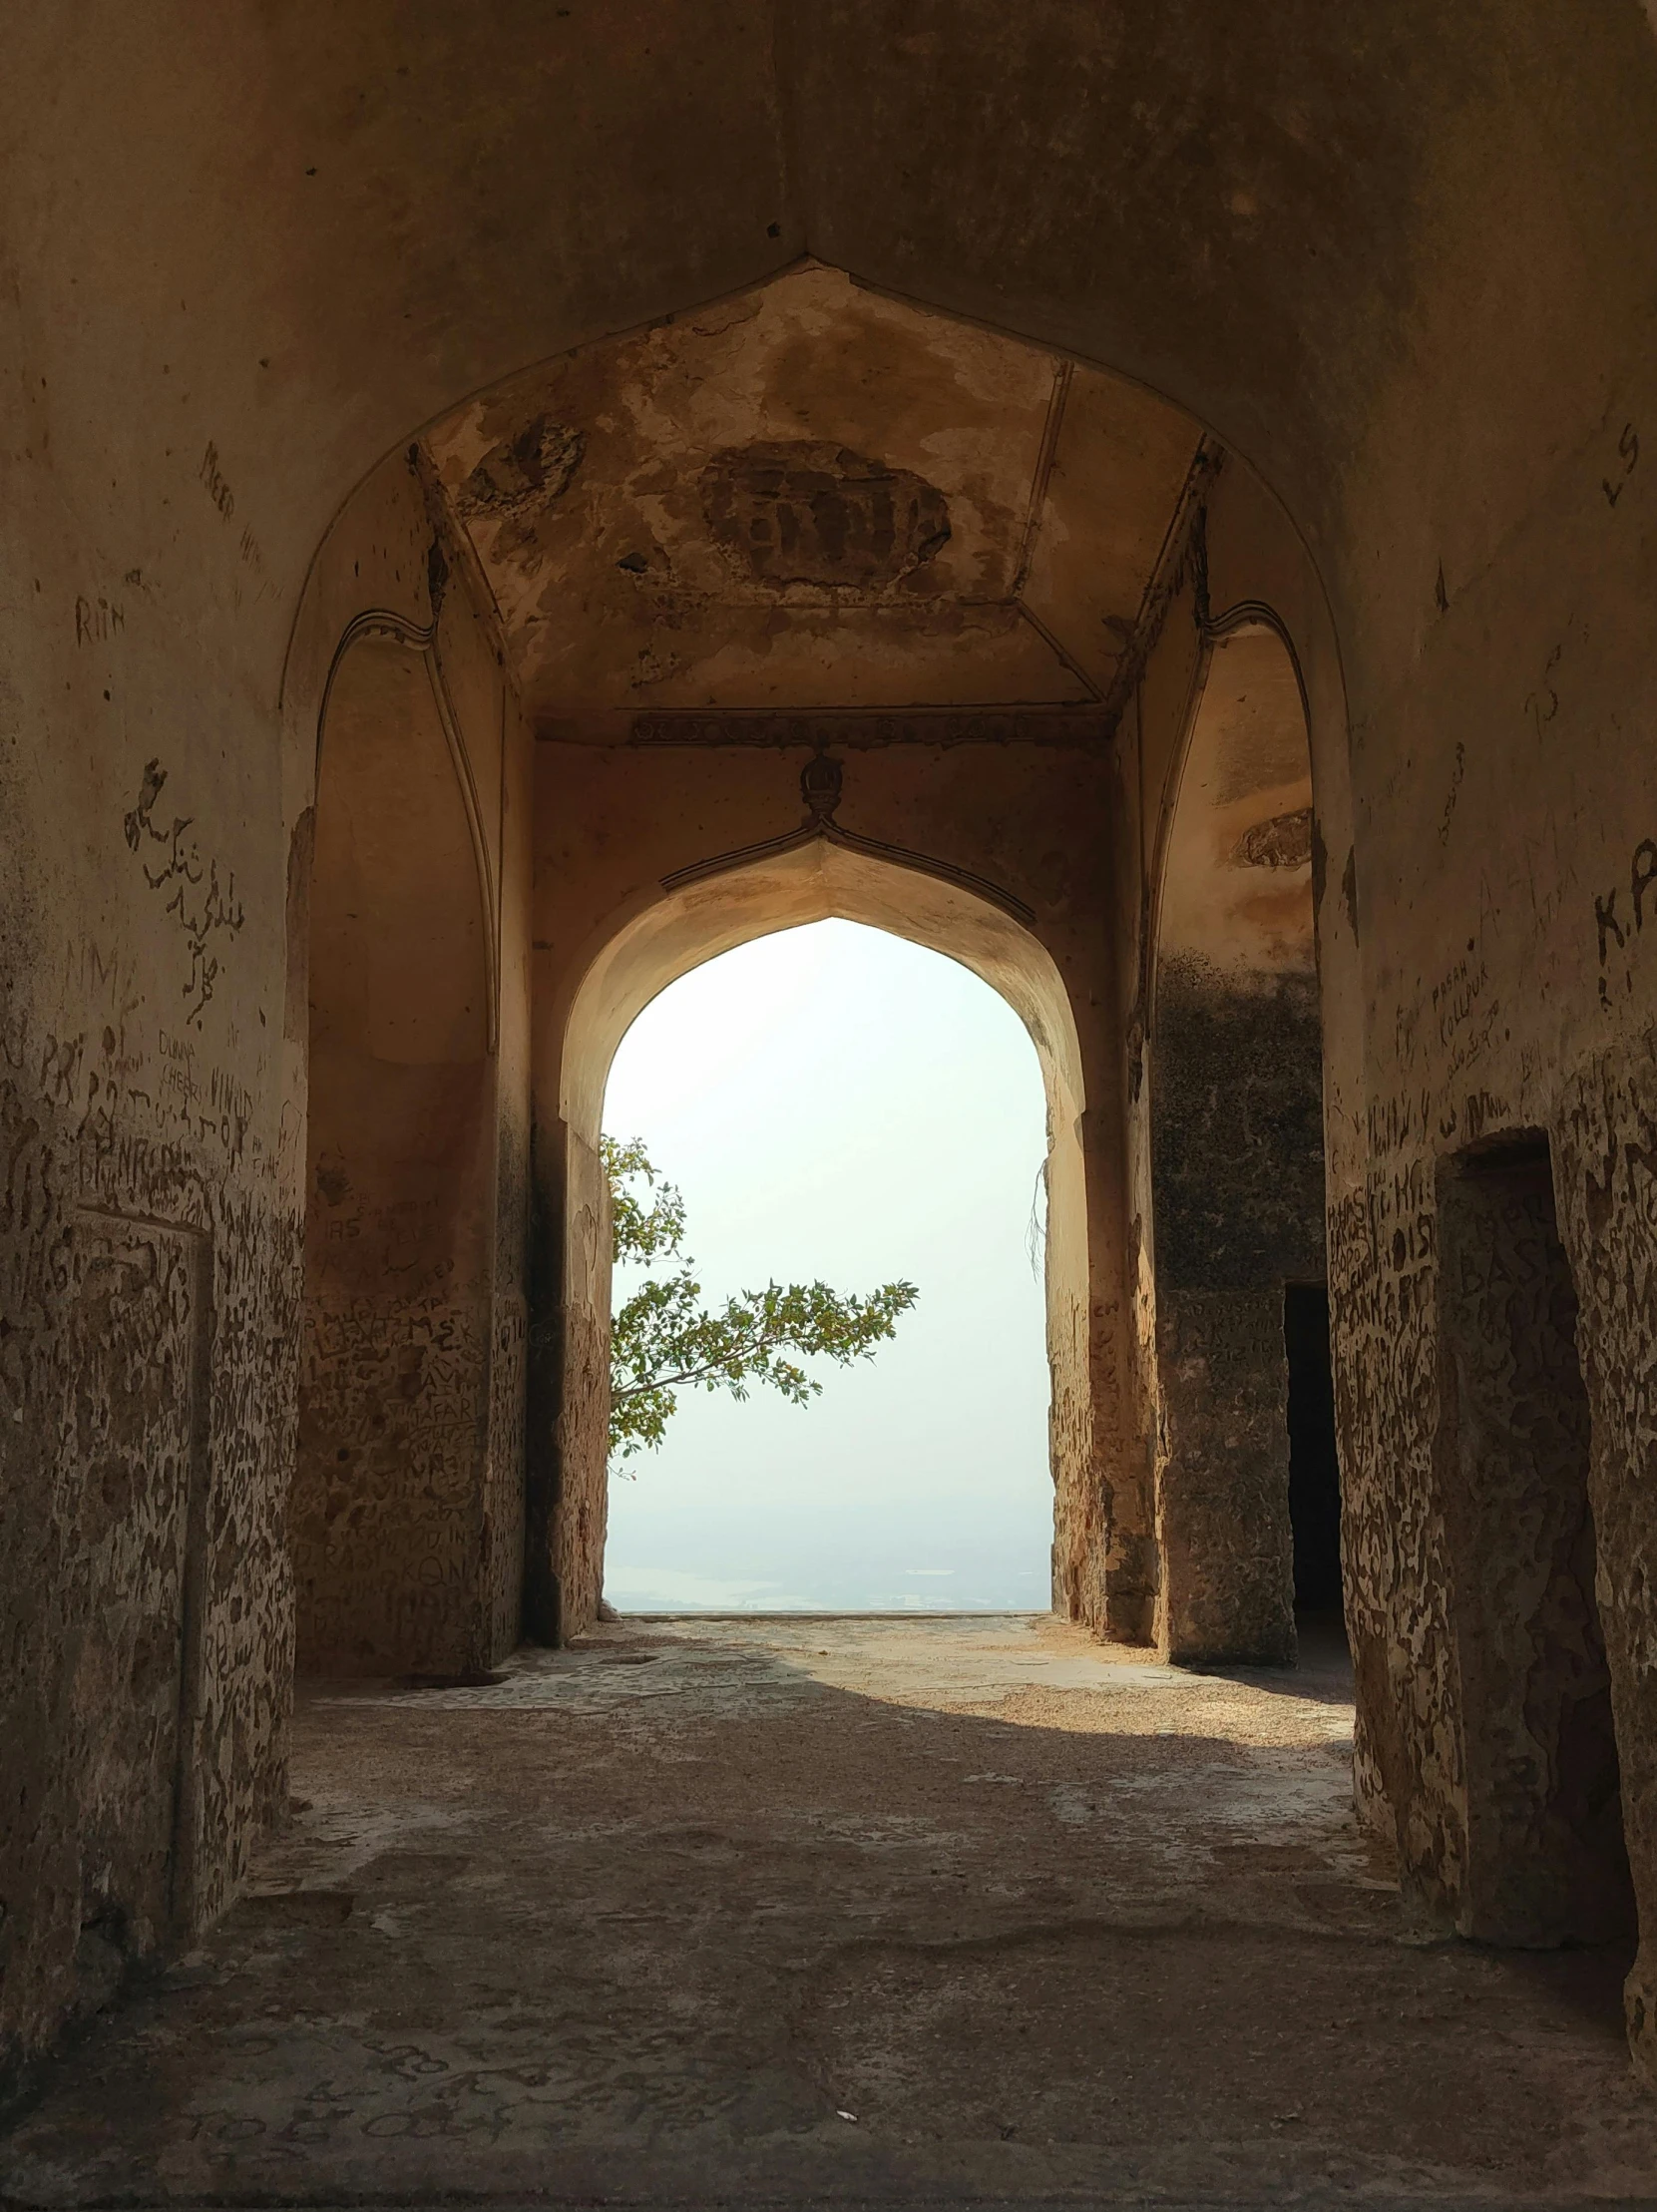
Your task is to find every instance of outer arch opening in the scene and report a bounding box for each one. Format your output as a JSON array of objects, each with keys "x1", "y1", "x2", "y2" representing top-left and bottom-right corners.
[{"x1": 547, "y1": 836, "x2": 1090, "y2": 1641}]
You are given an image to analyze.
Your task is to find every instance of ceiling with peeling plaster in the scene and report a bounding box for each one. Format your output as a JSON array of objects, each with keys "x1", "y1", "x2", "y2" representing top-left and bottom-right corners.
[{"x1": 423, "y1": 263, "x2": 1204, "y2": 733}]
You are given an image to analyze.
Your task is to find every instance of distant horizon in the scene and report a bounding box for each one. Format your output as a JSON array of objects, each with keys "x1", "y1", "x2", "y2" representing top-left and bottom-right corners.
[
  {"x1": 600, "y1": 920, "x2": 1054, "y2": 1615},
  {"x1": 603, "y1": 1608, "x2": 1051, "y2": 1620}
]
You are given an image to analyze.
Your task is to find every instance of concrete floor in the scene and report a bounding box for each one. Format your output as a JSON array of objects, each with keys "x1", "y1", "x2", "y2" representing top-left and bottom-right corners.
[{"x1": 5, "y1": 1613, "x2": 1656, "y2": 2208}]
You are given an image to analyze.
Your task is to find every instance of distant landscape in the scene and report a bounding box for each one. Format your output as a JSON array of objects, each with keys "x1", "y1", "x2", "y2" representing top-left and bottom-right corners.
[{"x1": 602, "y1": 920, "x2": 1052, "y2": 1614}]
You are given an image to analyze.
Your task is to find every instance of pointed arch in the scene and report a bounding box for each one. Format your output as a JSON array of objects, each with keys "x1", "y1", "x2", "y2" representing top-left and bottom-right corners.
[{"x1": 541, "y1": 836, "x2": 1090, "y2": 1641}]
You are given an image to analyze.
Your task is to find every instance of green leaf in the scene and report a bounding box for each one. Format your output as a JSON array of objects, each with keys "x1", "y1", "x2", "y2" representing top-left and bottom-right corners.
[
  {"x1": 602, "y1": 1135, "x2": 918, "y2": 1462},
  {"x1": 601, "y1": 1132, "x2": 687, "y2": 1265}
]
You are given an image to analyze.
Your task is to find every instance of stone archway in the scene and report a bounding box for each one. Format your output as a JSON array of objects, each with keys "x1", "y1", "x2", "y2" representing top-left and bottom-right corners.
[
  {"x1": 542, "y1": 832, "x2": 1090, "y2": 1643},
  {"x1": 13, "y1": 0, "x2": 1657, "y2": 2099}
]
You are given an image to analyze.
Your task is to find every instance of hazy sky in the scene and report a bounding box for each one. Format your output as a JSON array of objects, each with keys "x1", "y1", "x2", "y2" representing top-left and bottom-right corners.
[{"x1": 601, "y1": 918, "x2": 1053, "y2": 1613}]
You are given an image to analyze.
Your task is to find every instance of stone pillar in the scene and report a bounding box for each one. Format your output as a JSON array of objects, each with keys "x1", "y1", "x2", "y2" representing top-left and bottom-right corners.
[
  {"x1": 1555, "y1": 1036, "x2": 1657, "y2": 2080},
  {"x1": 1152, "y1": 961, "x2": 1325, "y2": 1663},
  {"x1": 291, "y1": 635, "x2": 500, "y2": 1675}
]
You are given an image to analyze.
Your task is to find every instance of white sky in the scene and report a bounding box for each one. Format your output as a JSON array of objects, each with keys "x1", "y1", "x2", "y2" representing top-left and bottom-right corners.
[{"x1": 600, "y1": 918, "x2": 1053, "y2": 1613}]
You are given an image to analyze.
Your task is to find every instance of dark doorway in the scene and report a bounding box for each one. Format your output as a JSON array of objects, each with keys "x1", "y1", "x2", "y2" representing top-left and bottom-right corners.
[
  {"x1": 1284, "y1": 1284, "x2": 1343, "y2": 1619},
  {"x1": 1436, "y1": 1134, "x2": 1633, "y2": 1946}
]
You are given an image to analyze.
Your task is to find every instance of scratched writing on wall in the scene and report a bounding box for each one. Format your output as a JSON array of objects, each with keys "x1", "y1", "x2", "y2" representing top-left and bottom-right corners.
[
  {"x1": 1593, "y1": 833, "x2": 1657, "y2": 1009},
  {"x1": 124, "y1": 759, "x2": 244, "y2": 1027}
]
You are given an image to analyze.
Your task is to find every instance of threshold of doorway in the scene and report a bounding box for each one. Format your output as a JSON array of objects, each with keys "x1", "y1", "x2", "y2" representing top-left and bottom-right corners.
[{"x1": 617, "y1": 1609, "x2": 1052, "y2": 1621}]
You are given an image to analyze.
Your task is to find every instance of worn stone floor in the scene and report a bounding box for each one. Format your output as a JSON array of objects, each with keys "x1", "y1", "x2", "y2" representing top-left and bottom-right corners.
[{"x1": 5, "y1": 1613, "x2": 1656, "y2": 2210}]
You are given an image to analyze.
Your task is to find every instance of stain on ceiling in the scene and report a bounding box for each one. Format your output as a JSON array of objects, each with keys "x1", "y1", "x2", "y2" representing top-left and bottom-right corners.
[
  {"x1": 1158, "y1": 627, "x2": 1316, "y2": 977},
  {"x1": 424, "y1": 263, "x2": 1203, "y2": 732}
]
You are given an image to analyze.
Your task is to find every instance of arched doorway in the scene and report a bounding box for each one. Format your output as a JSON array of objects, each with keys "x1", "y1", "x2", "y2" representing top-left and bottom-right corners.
[
  {"x1": 542, "y1": 835, "x2": 1090, "y2": 1643},
  {"x1": 599, "y1": 916, "x2": 1053, "y2": 1614}
]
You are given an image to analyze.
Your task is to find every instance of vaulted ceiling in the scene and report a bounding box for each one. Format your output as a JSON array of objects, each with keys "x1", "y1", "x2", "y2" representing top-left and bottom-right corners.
[{"x1": 423, "y1": 264, "x2": 1205, "y2": 734}]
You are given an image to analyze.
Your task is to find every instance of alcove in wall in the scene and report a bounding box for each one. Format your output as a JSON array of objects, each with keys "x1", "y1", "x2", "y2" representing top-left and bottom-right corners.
[
  {"x1": 292, "y1": 628, "x2": 502, "y2": 1674},
  {"x1": 1436, "y1": 1133, "x2": 1634, "y2": 1947}
]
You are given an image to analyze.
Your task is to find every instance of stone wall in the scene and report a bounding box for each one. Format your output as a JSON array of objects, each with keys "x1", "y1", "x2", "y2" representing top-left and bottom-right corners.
[
  {"x1": 1142, "y1": 602, "x2": 1325, "y2": 1666},
  {"x1": 1435, "y1": 1139, "x2": 1631, "y2": 1946},
  {"x1": 531, "y1": 732, "x2": 1134, "y2": 1646},
  {"x1": 7, "y1": 0, "x2": 1657, "y2": 2086},
  {"x1": 1152, "y1": 962, "x2": 1326, "y2": 1661},
  {"x1": 544, "y1": 1127, "x2": 612, "y2": 1644},
  {"x1": 288, "y1": 462, "x2": 533, "y2": 1678},
  {"x1": 1554, "y1": 1032, "x2": 1657, "y2": 2040},
  {"x1": 292, "y1": 633, "x2": 496, "y2": 1673},
  {"x1": 0, "y1": 669, "x2": 298, "y2": 2093}
]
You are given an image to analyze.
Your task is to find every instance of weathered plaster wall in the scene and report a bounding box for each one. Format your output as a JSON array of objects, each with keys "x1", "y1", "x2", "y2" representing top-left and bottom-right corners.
[
  {"x1": 1152, "y1": 966, "x2": 1324, "y2": 1662},
  {"x1": 486, "y1": 667, "x2": 534, "y2": 1669},
  {"x1": 1146, "y1": 620, "x2": 1324, "y2": 1664},
  {"x1": 774, "y1": 26, "x2": 1657, "y2": 2072},
  {"x1": 1322, "y1": 280, "x2": 1657, "y2": 2073},
  {"x1": 286, "y1": 453, "x2": 531, "y2": 1676},
  {"x1": 1129, "y1": 407, "x2": 1657, "y2": 2056},
  {"x1": 1435, "y1": 1142, "x2": 1631, "y2": 1947},
  {"x1": 0, "y1": 329, "x2": 299, "y2": 2097},
  {"x1": 420, "y1": 261, "x2": 1200, "y2": 726},
  {"x1": 295, "y1": 633, "x2": 495, "y2": 1671},
  {"x1": 1556, "y1": 1026, "x2": 1657, "y2": 2056},
  {"x1": 3, "y1": 11, "x2": 800, "y2": 2069},
  {"x1": 536, "y1": 1127, "x2": 613, "y2": 1646},
  {"x1": 7, "y1": 0, "x2": 1657, "y2": 2083}
]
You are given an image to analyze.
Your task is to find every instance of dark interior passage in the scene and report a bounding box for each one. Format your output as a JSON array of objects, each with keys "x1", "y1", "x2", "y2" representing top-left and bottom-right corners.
[
  {"x1": 1436, "y1": 1136, "x2": 1634, "y2": 1947},
  {"x1": 1285, "y1": 1284, "x2": 1343, "y2": 1618}
]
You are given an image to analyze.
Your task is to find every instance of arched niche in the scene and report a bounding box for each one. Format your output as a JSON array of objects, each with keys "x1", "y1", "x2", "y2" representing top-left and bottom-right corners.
[
  {"x1": 1148, "y1": 617, "x2": 1330, "y2": 1666},
  {"x1": 1154, "y1": 621, "x2": 1316, "y2": 986},
  {"x1": 541, "y1": 835, "x2": 1089, "y2": 1643},
  {"x1": 293, "y1": 626, "x2": 498, "y2": 1673}
]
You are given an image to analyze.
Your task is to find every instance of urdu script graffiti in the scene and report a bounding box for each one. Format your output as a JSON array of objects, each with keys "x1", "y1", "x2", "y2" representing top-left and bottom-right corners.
[{"x1": 124, "y1": 757, "x2": 245, "y2": 1028}]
